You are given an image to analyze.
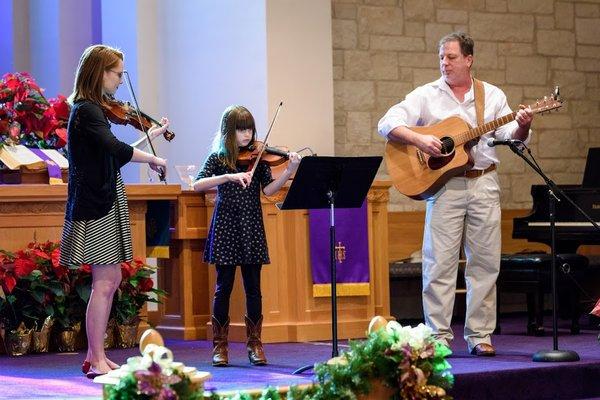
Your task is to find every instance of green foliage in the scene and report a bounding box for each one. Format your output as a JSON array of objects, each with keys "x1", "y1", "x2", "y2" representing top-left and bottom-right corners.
[
  {"x1": 210, "y1": 326, "x2": 453, "y2": 400},
  {"x1": 112, "y1": 258, "x2": 165, "y2": 325},
  {"x1": 106, "y1": 371, "x2": 203, "y2": 400}
]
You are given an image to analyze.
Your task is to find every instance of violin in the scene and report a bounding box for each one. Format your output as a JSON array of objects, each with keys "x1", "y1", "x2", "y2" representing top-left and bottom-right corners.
[
  {"x1": 238, "y1": 140, "x2": 290, "y2": 169},
  {"x1": 102, "y1": 97, "x2": 175, "y2": 141}
]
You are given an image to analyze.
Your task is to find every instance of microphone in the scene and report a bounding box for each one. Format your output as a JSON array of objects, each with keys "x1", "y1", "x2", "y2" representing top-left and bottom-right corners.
[{"x1": 487, "y1": 138, "x2": 523, "y2": 147}]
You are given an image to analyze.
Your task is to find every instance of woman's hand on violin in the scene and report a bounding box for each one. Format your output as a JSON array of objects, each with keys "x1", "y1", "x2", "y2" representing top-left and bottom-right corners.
[
  {"x1": 286, "y1": 152, "x2": 302, "y2": 173},
  {"x1": 148, "y1": 117, "x2": 170, "y2": 140},
  {"x1": 228, "y1": 172, "x2": 253, "y2": 188}
]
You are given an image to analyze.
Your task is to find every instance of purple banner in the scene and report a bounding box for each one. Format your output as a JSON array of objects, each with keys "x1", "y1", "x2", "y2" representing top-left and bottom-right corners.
[
  {"x1": 308, "y1": 200, "x2": 370, "y2": 296},
  {"x1": 29, "y1": 148, "x2": 63, "y2": 183}
]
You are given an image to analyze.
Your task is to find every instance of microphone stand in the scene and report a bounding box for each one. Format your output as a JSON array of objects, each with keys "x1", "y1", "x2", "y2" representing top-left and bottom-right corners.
[{"x1": 507, "y1": 142, "x2": 600, "y2": 362}]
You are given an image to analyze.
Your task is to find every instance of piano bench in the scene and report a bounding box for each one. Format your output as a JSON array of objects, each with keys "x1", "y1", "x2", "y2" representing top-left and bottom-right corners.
[{"x1": 497, "y1": 253, "x2": 589, "y2": 336}]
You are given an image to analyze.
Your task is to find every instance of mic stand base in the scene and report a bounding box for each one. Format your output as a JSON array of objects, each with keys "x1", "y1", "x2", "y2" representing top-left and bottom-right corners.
[
  {"x1": 507, "y1": 142, "x2": 583, "y2": 363},
  {"x1": 532, "y1": 349, "x2": 580, "y2": 363}
]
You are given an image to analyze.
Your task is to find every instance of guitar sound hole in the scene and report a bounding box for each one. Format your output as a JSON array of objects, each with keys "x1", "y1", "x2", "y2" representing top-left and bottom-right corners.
[{"x1": 440, "y1": 136, "x2": 455, "y2": 155}]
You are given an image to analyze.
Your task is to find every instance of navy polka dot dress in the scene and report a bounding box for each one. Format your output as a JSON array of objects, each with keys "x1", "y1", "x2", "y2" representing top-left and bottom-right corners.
[{"x1": 197, "y1": 152, "x2": 274, "y2": 265}]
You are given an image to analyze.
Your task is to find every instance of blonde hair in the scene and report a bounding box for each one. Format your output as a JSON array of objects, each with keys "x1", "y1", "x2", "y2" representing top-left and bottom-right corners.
[
  {"x1": 214, "y1": 105, "x2": 256, "y2": 170},
  {"x1": 68, "y1": 44, "x2": 123, "y2": 106}
]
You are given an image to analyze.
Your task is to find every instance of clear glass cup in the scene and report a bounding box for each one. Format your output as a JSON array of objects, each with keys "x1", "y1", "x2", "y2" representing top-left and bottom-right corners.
[{"x1": 174, "y1": 165, "x2": 199, "y2": 189}]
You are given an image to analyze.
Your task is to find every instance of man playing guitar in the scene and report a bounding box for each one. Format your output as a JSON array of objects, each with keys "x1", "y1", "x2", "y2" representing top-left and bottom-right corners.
[{"x1": 378, "y1": 32, "x2": 534, "y2": 356}]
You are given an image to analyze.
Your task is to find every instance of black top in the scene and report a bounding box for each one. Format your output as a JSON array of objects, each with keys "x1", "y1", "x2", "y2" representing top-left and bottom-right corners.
[
  {"x1": 65, "y1": 100, "x2": 134, "y2": 221},
  {"x1": 197, "y1": 152, "x2": 274, "y2": 265}
]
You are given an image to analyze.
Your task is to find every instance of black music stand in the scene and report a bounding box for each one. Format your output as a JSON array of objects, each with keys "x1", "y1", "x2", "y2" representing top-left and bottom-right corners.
[
  {"x1": 507, "y1": 143, "x2": 600, "y2": 362},
  {"x1": 278, "y1": 156, "x2": 382, "y2": 374}
]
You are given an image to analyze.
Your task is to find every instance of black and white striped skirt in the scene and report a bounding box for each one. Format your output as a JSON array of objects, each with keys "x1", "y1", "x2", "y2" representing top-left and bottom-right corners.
[{"x1": 59, "y1": 173, "x2": 133, "y2": 266}]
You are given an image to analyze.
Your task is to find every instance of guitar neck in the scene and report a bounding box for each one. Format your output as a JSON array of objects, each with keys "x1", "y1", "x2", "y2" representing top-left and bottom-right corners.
[{"x1": 461, "y1": 111, "x2": 517, "y2": 143}]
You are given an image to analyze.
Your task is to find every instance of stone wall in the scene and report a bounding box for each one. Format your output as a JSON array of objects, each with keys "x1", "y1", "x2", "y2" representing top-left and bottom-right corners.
[{"x1": 332, "y1": 0, "x2": 600, "y2": 211}]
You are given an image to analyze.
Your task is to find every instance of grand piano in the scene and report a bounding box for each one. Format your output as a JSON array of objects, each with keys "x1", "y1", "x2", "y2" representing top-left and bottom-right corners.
[
  {"x1": 513, "y1": 148, "x2": 600, "y2": 253},
  {"x1": 506, "y1": 148, "x2": 599, "y2": 334}
]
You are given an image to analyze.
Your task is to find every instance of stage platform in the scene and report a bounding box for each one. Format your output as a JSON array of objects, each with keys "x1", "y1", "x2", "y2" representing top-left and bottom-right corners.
[{"x1": 1, "y1": 315, "x2": 599, "y2": 399}]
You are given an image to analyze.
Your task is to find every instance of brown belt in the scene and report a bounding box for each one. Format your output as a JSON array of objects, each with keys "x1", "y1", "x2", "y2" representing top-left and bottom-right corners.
[{"x1": 463, "y1": 163, "x2": 496, "y2": 178}]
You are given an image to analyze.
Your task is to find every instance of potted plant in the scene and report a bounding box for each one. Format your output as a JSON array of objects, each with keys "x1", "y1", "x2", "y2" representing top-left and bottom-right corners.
[
  {"x1": 16, "y1": 241, "x2": 67, "y2": 353},
  {"x1": 0, "y1": 72, "x2": 69, "y2": 150},
  {"x1": 52, "y1": 262, "x2": 90, "y2": 352},
  {"x1": 112, "y1": 258, "x2": 165, "y2": 348},
  {"x1": 0, "y1": 249, "x2": 37, "y2": 356}
]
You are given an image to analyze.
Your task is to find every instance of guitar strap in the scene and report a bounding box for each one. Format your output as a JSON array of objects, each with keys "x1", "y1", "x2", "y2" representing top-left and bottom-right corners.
[{"x1": 473, "y1": 77, "x2": 485, "y2": 126}]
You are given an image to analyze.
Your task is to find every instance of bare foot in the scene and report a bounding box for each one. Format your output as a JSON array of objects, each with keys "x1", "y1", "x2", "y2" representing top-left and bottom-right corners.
[
  {"x1": 89, "y1": 360, "x2": 112, "y2": 375},
  {"x1": 105, "y1": 357, "x2": 120, "y2": 370}
]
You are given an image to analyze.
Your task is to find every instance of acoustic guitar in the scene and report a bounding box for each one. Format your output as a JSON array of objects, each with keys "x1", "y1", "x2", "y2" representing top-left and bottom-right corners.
[{"x1": 384, "y1": 90, "x2": 562, "y2": 200}]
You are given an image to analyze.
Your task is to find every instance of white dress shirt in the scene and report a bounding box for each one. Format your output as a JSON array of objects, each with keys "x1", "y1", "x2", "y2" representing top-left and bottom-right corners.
[{"x1": 378, "y1": 77, "x2": 531, "y2": 170}]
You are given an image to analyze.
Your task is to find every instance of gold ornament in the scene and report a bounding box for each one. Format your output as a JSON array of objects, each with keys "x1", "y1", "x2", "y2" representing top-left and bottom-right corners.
[
  {"x1": 139, "y1": 328, "x2": 164, "y2": 353},
  {"x1": 368, "y1": 316, "x2": 388, "y2": 334}
]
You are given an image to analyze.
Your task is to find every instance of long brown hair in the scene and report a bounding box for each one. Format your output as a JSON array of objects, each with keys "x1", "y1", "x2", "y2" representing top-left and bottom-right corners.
[
  {"x1": 215, "y1": 105, "x2": 256, "y2": 170},
  {"x1": 68, "y1": 44, "x2": 123, "y2": 107}
]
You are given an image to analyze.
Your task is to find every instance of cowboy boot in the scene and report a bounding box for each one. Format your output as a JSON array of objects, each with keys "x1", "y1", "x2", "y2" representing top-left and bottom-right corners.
[
  {"x1": 211, "y1": 316, "x2": 229, "y2": 366},
  {"x1": 245, "y1": 315, "x2": 267, "y2": 365}
]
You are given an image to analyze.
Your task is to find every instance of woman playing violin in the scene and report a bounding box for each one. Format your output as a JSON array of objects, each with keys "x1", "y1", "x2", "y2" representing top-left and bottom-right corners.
[
  {"x1": 59, "y1": 44, "x2": 168, "y2": 378},
  {"x1": 193, "y1": 105, "x2": 300, "y2": 367}
]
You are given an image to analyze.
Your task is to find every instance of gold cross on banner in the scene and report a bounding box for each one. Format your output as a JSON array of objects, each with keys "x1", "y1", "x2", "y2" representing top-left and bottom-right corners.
[{"x1": 335, "y1": 241, "x2": 346, "y2": 263}]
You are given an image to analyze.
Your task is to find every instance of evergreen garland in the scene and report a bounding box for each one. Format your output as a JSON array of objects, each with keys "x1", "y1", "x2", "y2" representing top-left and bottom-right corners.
[{"x1": 107, "y1": 323, "x2": 453, "y2": 400}]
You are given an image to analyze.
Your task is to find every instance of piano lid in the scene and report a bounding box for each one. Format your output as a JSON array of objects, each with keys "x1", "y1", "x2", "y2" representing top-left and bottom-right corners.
[{"x1": 512, "y1": 147, "x2": 600, "y2": 252}]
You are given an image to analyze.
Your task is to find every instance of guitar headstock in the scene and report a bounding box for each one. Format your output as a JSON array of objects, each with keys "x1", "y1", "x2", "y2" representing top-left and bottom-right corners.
[{"x1": 530, "y1": 86, "x2": 563, "y2": 115}]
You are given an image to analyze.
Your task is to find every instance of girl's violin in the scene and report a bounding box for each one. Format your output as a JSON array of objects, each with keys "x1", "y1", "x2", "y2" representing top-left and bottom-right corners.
[
  {"x1": 238, "y1": 140, "x2": 290, "y2": 170},
  {"x1": 102, "y1": 97, "x2": 175, "y2": 141}
]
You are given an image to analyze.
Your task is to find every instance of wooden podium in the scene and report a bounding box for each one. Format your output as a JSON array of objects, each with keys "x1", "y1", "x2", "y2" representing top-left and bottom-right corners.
[{"x1": 155, "y1": 181, "x2": 392, "y2": 343}]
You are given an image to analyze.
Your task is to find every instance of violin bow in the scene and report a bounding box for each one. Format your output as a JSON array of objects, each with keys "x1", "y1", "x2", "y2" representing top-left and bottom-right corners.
[
  {"x1": 122, "y1": 70, "x2": 167, "y2": 184},
  {"x1": 249, "y1": 101, "x2": 283, "y2": 177}
]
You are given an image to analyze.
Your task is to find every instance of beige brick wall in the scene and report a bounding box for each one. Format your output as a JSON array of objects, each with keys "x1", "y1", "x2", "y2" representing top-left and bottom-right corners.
[{"x1": 332, "y1": 0, "x2": 600, "y2": 211}]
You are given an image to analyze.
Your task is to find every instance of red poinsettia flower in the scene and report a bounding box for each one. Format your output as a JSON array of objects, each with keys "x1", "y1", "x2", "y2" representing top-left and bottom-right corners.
[
  {"x1": 53, "y1": 127, "x2": 67, "y2": 148},
  {"x1": 32, "y1": 248, "x2": 50, "y2": 260},
  {"x1": 49, "y1": 95, "x2": 69, "y2": 121},
  {"x1": 1, "y1": 72, "x2": 70, "y2": 149},
  {"x1": 14, "y1": 256, "x2": 36, "y2": 278},
  {"x1": 79, "y1": 263, "x2": 92, "y2": 274},
  {"x1": 1, "y1": 272, "x2": 17, "y2": 294},
  {"x1": 139, "y1": 277, "x2": 154, "y2": 292},
  {"x1": 121, "y1": 261, "x2": 136, "y2": 279},
  {"x1": 51, "y1": 247, "x2": 60, "y2": 268}
]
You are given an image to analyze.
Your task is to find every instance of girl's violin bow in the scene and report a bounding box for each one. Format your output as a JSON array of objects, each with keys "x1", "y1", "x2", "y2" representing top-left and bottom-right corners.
[{"x1": 248, "y1": 101, "x2": 283, "y2": 177}]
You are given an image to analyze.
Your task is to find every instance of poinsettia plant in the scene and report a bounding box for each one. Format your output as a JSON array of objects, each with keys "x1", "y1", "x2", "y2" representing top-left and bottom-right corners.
[
  {"x1": 52, "y1": 262, "x2": 91, "y2": 330},
  {"x1": 0, "y1": 241, "x2": 69, "y2": 331},
  {"x1": 112, "y1": 258, "x2": 165, "y2": 325},
  {"x1": 0, "y1": 72, "x2": 69, "y2": 150}
]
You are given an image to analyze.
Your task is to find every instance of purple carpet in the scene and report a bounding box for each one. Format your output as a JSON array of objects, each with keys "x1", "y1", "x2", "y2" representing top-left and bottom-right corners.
[{"x1": 1, "y1": 315, "x2": 599, "y2": 399}]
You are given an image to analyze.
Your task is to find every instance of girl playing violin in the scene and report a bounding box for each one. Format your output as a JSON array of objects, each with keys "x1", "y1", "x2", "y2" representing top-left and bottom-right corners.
[
  {"x1": 193, "y1": 105, "x2": 301, "y2": 366},
  {"x1": 59, "y1": 44, "x2": 169, "y2": 378}
]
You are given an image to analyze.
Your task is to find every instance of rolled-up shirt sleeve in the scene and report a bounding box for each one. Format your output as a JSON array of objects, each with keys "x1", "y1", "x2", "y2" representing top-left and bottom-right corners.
[
  {"x1": 490, "y1": 88, "x2": 532, "y2": 145},
  {"x1": 377, "y1": 90, "x2": 424, "y2": 139}
]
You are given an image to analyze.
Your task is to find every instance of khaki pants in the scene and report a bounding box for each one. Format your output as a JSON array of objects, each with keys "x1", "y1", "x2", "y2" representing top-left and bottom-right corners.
[{"x1": 422, "y1": 171, "x2": 501, "y2": 352}]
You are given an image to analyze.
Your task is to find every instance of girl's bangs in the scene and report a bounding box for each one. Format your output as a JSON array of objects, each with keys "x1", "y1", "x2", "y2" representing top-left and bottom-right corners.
[{"x1": 235, "y1": 111, "x2": 255, "y2": 131}]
